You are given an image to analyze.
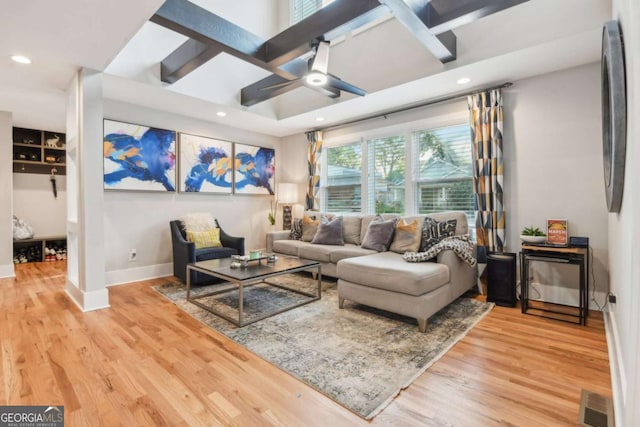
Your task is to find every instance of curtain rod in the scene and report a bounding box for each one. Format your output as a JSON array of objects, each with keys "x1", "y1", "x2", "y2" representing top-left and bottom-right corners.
[{"x1": 313, "y1": 81, "x2": 513, "y2": 133}]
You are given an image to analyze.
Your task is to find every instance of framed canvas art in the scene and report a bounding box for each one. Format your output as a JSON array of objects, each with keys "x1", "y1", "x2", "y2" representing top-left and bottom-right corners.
[
  {"x1": 103, "y1": 119, "x2": 176, "y2": 192},
  {"x1": 233, "y1": 144, "x2": 275, "y2": 195},
  {"x1": 178, "y1": 133, "x2": 233, "y2": 193}
]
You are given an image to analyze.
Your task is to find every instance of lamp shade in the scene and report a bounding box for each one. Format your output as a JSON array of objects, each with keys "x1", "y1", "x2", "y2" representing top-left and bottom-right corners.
[{"x1": 277, "y1": 183, "x2": 298, "y2": 204}]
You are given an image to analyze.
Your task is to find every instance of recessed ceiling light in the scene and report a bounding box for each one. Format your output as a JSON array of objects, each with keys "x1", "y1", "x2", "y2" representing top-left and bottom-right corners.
[
  {"x1": 11, "y1": 55, "x2": 31, "y2": 64},
  {"x1": 316, "y1": 117, "x2": 325, "y2": 122},
  {"x1": 457, "y1": 77, "x2": 471, "y2": 85},
  {"x1": 216, "y1": 111, "x2": 227, "y2": 117}
]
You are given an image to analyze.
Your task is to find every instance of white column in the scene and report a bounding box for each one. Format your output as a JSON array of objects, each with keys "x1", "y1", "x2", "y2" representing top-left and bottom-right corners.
[
  {"x1": 0, "y1": 111, "x2": 15, "y2": 278},
  {"x1": 65, "y1": 68, "x2": 108, "y2": 311}
]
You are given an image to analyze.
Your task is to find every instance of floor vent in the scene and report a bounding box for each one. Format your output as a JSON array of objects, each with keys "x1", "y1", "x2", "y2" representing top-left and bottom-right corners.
[{"x1": 578, "y1": 389, "x2": 614, "y2": 427}]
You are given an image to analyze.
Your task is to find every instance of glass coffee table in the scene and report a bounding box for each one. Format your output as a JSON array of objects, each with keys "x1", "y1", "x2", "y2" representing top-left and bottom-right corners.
[{"x1": 186, "y1": 256, "x2": 321, "y2": 327}]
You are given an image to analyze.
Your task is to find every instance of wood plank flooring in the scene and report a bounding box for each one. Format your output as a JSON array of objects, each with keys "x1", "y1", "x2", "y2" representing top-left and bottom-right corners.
[{"x1": 1, "y1": 262, "x2": 611, "y2": 426}]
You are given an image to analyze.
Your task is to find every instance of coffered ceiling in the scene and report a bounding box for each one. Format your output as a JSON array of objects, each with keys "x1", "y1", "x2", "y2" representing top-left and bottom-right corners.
[{"x1": 0, "y1": 0, "x2": 611, "y2": 136}]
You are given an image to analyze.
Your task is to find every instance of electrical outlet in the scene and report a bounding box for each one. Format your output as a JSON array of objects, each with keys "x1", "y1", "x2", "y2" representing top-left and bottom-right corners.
[
  {"x1": 608, "y1": 294, "x2": 616, "y2": 304},
  {"x1": 129, "y1": 249, "x2": 137, "y2": 262}
]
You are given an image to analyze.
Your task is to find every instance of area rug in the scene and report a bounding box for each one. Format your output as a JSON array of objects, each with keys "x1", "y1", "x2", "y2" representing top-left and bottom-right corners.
[{"x1": 154, "y1": 275, "x2": 493, "y2": 419}]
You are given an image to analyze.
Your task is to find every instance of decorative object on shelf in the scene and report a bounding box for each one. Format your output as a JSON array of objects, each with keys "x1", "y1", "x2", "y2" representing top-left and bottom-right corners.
[
  {"x1": 178, "y1": 133, "x2": 233, "y2": 193},
  {"x1": 44, "y1": 155, "x2": 56, "y2": 163},
  {"x1": 520, "y1": 226, "x2": 546, "y2": 243},
  {"x1": 276, "y1": 182, "x2": 298, "y2": 230},
  {"x1": 103, "y1": 119, "x2": 176, "y2": 192},
  {"x1": 601, "y1": 20, "x2": 627, "y2": 213},
  {"x1": 233, "y1": 144, "x2": 275, "y2": 195},
  {"x1": 546, "y1": 219, "x2": 568, "y2": 246},
  {"x1": 45, "y1": 134, "x2": 60, "y2": 147}
]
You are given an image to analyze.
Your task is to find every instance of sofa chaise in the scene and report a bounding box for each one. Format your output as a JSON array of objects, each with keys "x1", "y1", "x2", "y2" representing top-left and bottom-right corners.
[{"x1": 267, "y1": 211, "x2": 477, "y2": 332}]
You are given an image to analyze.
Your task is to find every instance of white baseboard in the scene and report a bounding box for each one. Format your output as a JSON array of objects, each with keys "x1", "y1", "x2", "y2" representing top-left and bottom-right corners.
[
  {"x1": 105, "y1": 263, "x2": 173, "y2": 286},
  {"x1": 65, "y1": 278, "x2": 110, "y2": 312},
  {"x1": 604, "y1": 309, "x2": 625, "y2": 426},
  {"x1": 0, "y1": 263, "x2": 15, "y2": 278}
]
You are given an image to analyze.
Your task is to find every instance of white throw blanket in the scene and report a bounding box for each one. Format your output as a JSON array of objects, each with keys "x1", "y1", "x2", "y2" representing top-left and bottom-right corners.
[
  {"x1": 181, "y1": 212, "x2": 216, "y2": 233},
  {"x1": 403, "y1": 234, "x2": 477, "y2": 267}
]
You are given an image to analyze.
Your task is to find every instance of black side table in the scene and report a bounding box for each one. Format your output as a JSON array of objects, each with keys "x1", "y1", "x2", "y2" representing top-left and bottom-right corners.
[{"x1": 520, "y1": 244, "x2": 588, "y2": 325}]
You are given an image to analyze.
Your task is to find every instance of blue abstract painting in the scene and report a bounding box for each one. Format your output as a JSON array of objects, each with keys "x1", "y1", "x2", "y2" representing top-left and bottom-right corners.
[
  {"x1": 179, "y1": 133, "x2": 233, "y2": 193},
  {"x1": 103, "y1": 120, "x2": 176, "y2": 192},
  {"x1": 234, "y1": 144, "x2": 275, "y2": 195}
]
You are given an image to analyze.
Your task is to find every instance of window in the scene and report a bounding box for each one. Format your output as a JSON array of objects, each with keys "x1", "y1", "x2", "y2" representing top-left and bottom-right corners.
[
  {"x1": 414, "y1": 124, "x2": 474, "y2": 232},
  {"x1": 320, "y1": 117, "x2": 475, "y2": 238},
  {"x1": 291, "y1": 0, "x2": 335, "y2": 24},
  {"x1": 324, "y1": 143, "x2": 362, "y2": 213},
  {"x1": 367, "y1": 136, "x2": 405, "y2": 214}
]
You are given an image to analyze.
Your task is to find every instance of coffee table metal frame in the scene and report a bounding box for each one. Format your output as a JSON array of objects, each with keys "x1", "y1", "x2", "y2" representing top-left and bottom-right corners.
[{"x1": 186, "y1": 257, "x2": 322, "y2": 327}]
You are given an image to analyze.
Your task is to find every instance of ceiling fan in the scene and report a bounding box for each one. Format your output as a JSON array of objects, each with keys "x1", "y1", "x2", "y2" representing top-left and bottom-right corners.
[{"x1": 261, "y1": 41, "x2": 367, "y2": 97}]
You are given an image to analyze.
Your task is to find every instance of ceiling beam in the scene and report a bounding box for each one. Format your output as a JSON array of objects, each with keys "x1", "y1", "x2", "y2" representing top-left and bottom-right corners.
[
  {"x1": 160, "y1": 39, "x2": 223, "y2": 84},
  {"x1": 151, "y1": 0, "x2": 301, "y2": 81},
  {"x1": 259, "y1": 0, "x2": 386, "y2": 68},
  {"x1": 379, "y1": 0, "x2": 457, "y2": 63},
  {"x1": 426, "y1": 0, "x2": 530, "y2": 34}
]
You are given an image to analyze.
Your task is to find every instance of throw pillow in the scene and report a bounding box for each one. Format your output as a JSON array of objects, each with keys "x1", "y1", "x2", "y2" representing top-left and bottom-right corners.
[
  {"x1": 342, "y1": 216, "x2": 362, "y2": 245},
  {"x1": 311, "y1": 216, "x2": 345, "y2": 245},
  {"x1": 289, "y1": 218, "x2": 303, "y2": 240},
  {"x1": 361, "y1": 216, "x2": 397, "y2": 252},
  {"x1": 390, "y1": 218, "x2": 422, "y2": 253},
  {"x1": 186, "y1": 228, "x2": 222, "y2": 249},
  {"x1": 420, "y1": 217, "x2": 457, "y2": 252},
  {"x1": 301, "y1": 215, "x2": 320, "y2": 242}
]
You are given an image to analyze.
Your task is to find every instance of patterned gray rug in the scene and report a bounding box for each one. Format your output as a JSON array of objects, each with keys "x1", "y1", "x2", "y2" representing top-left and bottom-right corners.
[{"x1": 154, "y1": 274, "x2": 493, "y2": 419}]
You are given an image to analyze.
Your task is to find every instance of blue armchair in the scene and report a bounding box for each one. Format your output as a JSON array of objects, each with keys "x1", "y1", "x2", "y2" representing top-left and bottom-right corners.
[{"x1": 170, "y1": 219, "x2": 245, "y2": 285}]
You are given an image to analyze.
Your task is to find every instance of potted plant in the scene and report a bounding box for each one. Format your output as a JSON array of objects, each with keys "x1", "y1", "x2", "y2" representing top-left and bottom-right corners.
[{"x1": 520, "y1": 226, "x2": 546, "y2": 243}]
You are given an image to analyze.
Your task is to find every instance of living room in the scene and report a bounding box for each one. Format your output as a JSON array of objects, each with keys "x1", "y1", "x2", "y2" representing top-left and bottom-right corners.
[{"x1": 0, "y1": 0, "x2": 638, "y2": 425}]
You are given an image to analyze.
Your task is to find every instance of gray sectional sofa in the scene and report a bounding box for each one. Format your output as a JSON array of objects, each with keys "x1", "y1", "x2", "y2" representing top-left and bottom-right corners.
[{"x1": 266, "y1": 211, "x2": 478, "y2": 332}]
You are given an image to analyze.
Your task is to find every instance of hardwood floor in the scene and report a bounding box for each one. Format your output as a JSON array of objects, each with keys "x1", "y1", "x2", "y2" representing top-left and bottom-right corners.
[{"x1": 1, "y1": 262, "x2": 611, "y2": 426}]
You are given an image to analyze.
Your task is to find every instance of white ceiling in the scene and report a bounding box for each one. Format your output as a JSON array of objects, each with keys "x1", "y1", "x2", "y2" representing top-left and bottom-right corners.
[{"x1": 0, "y1": 0, "x2": 611, "y2": 137}]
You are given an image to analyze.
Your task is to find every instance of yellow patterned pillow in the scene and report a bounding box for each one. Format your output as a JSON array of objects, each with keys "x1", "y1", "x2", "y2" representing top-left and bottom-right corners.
[
  {"x1": 186, "y1": 228, "x2": 222, "y2": 249},
  {"x1": 390, "y1": 218, "x2": 422, "y2": 253}
]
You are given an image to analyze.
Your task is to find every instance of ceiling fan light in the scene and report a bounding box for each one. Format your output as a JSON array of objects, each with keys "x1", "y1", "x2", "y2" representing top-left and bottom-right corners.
[{"x1": 306, "y1": 71, "x2": 328, "y2": 86}]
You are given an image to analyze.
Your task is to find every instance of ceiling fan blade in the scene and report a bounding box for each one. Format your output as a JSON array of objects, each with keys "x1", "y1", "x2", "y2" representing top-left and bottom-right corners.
[
  {"x1": 326, "y1": 75, "x2": 367, "y2": 97},
  {"x1": 260, "y1": 78, "x2": 301, "y2": 91},
  {"x1": 311, "y1": 41, "x2": 330, "y2": 74}
]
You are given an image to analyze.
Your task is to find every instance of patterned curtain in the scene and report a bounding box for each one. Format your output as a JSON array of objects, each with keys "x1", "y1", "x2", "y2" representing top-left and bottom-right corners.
[
  {"x1": 468, "y1": 90, "x2": 504, "y2": 263},
  {"x1": 306, "y1": 130, "x2": 323, "y2": 210}
]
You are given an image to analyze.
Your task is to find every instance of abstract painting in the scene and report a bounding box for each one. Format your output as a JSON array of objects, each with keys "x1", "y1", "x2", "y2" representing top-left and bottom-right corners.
[
  {"x1": 234, "y1": 144, "x2": 275, "y2": 195},
  {"x1": 103, "y1": 119, "x2": 176, "y2": 192},
  {"x1": 178, "y1": 133, "x2": 233, "y2": 193}
]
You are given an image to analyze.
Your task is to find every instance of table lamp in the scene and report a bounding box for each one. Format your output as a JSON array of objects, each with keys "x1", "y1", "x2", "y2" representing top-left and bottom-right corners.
[{"x1": 277, "y1": 183, "x2": 298, "y2": 230}]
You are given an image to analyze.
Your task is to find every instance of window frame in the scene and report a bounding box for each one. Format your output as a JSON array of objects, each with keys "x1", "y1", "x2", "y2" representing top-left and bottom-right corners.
[{"x1": 321, "y1": 110, "x2": 469, "y2": 216}]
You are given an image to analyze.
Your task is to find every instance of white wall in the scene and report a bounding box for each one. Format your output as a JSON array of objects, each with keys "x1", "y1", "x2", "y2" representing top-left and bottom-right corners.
[
  {"x1": 13, "y1": 173, "x2": 66, "y2": 236},
  {"x1": 102, "y1": 99, "x2": 281, "y2": 285},
  {"x1": 503, "y1": 62, "x2": 609, "y2": 309},
  {"x1": 0, "y1": 112, "x2": 14, "y2": 277},
  {"x1": 608, "y1": 0, "x2": 640, "y2": 425}
]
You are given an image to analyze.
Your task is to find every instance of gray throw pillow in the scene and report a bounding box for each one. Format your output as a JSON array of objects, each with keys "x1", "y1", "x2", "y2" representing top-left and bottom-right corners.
[
  {"x1": 420, "y1": 217, "x2": 457, "y2": 252},
  {"x1": 288, "y1": 218, "x2": 303, "y2": 240},
  {"x1": 311, "y1": 216, "x2": 344, "y2": 245},
  {"x1": 361, "y1": 216, "x2": 396, "y2": 252},
  {"x1": 342, "y1": 216, "x2": 362, "y2": 245}
]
